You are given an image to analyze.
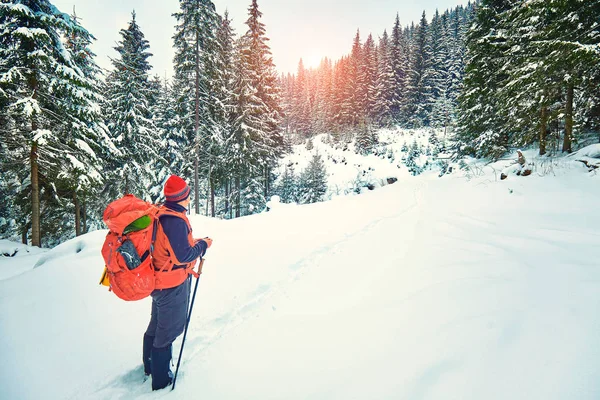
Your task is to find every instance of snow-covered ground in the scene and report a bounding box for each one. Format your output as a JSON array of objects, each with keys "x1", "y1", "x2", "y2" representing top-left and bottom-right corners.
[
  {"x1": 0, "y1": 239, "x2": 47, "y2": 280},
  {"x1": 279, "y1": 128, "x2": 445, "y2": 196},
  {"x1": 1, "y1": 133, "x2": 600, "y2": 399}
]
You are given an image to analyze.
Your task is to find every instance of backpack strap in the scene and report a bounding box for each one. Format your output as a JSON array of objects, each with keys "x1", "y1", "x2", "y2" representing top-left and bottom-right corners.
[{"x1": 151, "y1": 206, "x2": 190, "y2": 272}]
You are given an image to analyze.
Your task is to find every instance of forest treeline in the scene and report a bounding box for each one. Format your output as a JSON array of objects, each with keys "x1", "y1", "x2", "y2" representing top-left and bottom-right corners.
[{"x1": 1, "y1": 0, "x2": 598, "y2": 247}]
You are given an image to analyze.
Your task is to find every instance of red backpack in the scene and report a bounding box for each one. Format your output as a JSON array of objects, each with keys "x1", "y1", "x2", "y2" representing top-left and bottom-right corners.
[{"x1": 100, "y1": 194, "x2": 160, "y2": 301}]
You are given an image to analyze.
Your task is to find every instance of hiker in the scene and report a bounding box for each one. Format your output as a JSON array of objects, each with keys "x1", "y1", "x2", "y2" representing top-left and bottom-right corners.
[
  {"x1": 517, "y1": 150, "x2": 526, "y2": 167},
  {"x1": 501, "y1": 150, "x2": 530, "y2": 179},
  {"x1": 143, "y1": 175, "x2": 212, "y2": 391}
]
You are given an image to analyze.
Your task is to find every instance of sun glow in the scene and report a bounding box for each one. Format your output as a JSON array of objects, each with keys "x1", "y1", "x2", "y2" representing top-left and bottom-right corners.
[{"x1": 303, "y1": 54, "x2": 324, "y2": 70}]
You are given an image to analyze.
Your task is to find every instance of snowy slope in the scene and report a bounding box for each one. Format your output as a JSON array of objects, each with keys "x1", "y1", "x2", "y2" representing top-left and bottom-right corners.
[
  {"x1": 279, "y1": 128, "x2": 447, "y2": 197},
  {"x1": 1, "y1": 142, "x2": 600, "y2": 399},
  {"x1": 0, "y1": 240, "x2": 47, "y2": 280}
]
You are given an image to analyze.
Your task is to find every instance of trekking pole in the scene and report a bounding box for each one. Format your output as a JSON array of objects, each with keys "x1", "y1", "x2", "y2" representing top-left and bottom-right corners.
[{"x1": 172, "y1": 257, "x2": 205, "y2": 391}]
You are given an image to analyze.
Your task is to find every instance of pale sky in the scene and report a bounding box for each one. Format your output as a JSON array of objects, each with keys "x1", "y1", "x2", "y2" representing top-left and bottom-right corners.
[{"x1": 50, "y1": 0, "x2": 469, "y2": 77}]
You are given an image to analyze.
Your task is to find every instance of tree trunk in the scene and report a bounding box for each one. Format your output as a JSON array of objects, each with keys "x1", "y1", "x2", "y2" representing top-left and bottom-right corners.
[
  {"x1": 31, "y1": 142, "x2": 41, "y2": 247},
  {"x1": 82, "y1": 199, "x2": 88, "y2": 234},
  {"x1": 224, "y1": 178, "x2": 230, "y2": 218},
  {"x1": 562, "y1": 82, "x2": 574, "y2": 153},
  {"x1": 264, "y1": 164, "x2": 269, "y2": 200},
  {"x1": 235, "y1": 176, "x2": 241, "y2": 218},
  {"x1": 21, "y1": 222, "x2": 29, "y2": 245},
  {"x1": 194, "y1": 29, "x2": 201, "y2": 214},
  {"x1": 206, "y1": 161, "x2": 212, "y2": 217},
  {"x1": 30, "y1": 72, "x2": 41, "y2": 247},
  {"x1": 539, "y1": 98, "x2": 548, "y2": 156},
  {"x1": 73, "y1": 192, "x2": 81, "y2": 236},
  {"x1": 210, "y1": 184, "x2": 215, "y2": 218}
]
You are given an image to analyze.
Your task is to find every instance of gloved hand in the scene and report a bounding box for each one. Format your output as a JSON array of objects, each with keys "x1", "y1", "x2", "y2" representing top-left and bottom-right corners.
[{"x1": 196, "y1": 237, "x2": 212, "y2": 248}]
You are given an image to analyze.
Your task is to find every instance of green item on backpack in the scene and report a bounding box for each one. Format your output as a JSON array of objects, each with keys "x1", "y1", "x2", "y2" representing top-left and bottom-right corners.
[{"x1": 123, "y1": 215, "x2": 152, "y2": 234}]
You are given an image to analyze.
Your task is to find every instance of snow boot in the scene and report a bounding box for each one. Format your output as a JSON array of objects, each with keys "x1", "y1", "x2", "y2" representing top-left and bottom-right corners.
[
  {"x1": 143, "y1": 333, "x2": 154, "y2": 376},
  {"x1": 151, "y1": 344, "x2": 173, "y2": 391}
]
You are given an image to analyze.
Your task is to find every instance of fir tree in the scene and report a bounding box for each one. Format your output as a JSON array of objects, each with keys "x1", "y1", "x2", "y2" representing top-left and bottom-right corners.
[
  {"x1": 172, "y1": 0, "x2": 220, "y2": 213},
  {"x1": 405, "y1": 139, "x2": 422, "y2": 175},
  {"x1": 314, "y1": 58, "x2": 334, "y2": 133},
  {"x1": 0, "y1": 0, "x2": 109, "y2": 246},
  {"x1": 340, "y1": 30, "x2": 362, "y2": 127},
  {"x1": 456, "y1": 0, "x2": 514, "y2": 159},
  {"x1": 361, "y1": 34, "x2": 378, "y2": 124},
  {"x1": 405, "y1": 11, "x2": 434, "y2": 128},
  {"x1": 373, "y1": 30, "x2": 394, "y2": 126},
  {"x1": 276, "y1": 163, "x2": 298, "y2": 203},
  {"x1": 293, "y1": 59, "x2": 312, "y2": 136},
  {"x1": 390, "y1": 14, "x2": 408, "y2": 123},
  {"x1": 429, "y1": 10, "x2": 452, "y2": 130},
  {"x1": 234, "y1": 0, "x2": 283, "y2": 215},
  {"x1": 356, "y1": 122, "x2": 378, "y2": 155},
  {"x1": 104, "y1": 11, "x2": 162, "y2": 200},
  {"x1": 298, "y1": 152, "x2": 327, "y2": 204}
]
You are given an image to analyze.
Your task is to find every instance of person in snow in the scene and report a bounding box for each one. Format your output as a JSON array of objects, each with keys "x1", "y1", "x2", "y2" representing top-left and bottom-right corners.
[
  {"x1": 143, "y1": 175, "x2": 212, "y2": 391},
  {"x1": 517, "y1": 150, "x2": 526, "y2": 167},
  {"x1": 501, "y1": 150, "x2": 529, "y2": 179}
]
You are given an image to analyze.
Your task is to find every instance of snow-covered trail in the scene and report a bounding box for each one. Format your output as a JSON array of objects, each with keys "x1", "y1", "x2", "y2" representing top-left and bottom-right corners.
[
  {"x1": 2, "y1": 173, "x2": 600, "y2": 400},
  {"x1": 160, "y1": 176, "x2": 600, "y2": 400}
]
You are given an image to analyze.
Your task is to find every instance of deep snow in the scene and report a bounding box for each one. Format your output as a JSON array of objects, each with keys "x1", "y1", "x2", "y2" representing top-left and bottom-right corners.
[{"x1": 1, "y1": 135, "x2": 599, "y2": 400}]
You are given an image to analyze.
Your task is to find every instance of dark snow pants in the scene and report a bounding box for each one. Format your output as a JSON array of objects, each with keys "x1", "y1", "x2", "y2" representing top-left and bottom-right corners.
[{"x1": 145, "y1": 276, "x2": 191, "y2": 348}]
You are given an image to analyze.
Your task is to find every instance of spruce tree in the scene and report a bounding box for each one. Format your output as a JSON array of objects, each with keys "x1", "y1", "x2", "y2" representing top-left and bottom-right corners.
[
  {"x1": 293, "y1": 59, "x2": 312, "y2": 136},
  {"x1": 340, "y1": 30, "x2": 362, "y2": 127},
  {"x1": 314, "y1": 58, "x2": 334, "y2": 133},
  {"x1": 212, "y1": 10, "x2": 237, "y2": 217},
  {"x1": 405, "y1": 11, "x2": 434, "y2": 128},
  {"x1": 234, "y1": 0, "x2": 283, "y2": 215},
  {"x1": 104, "y1": 11, "x2": 162, "y2": 200},
  {"x1": 373, "y1": 30, "x2": 394, "y2": 127},
  {"x1": 456, "y1": 0, "x2": 514, "y2": 159},
  {"x1": 0, "y1": 0, "x2": 109, "y2": 246},
  {"x1": 361, "y1": 34, "x2": 378, "y2": 124},
  {"x1": 298, "y1": 152, "x2": 327, "y2": 204},
  {"x1": 429, "y1": 10, "x2": 452, "y2": 129},
  {"x1": 172, "y1": 0, "x2": 220, "y2": 213},
  {"x1": 276, "y1": 163, "x2": 298, "y2": 204}
]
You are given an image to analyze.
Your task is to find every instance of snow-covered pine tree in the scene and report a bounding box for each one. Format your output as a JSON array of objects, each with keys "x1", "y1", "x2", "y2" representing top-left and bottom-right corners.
[
  {"x1": 276, "y1": 163, "x2": 298, "y2": 204},
  {"x1": 172, "y1": 0, "x2": 220, "y2": 214},
  {"x1": 0, "y1": 0, "x2": 110, "y2": 246},
  {"x1": 361, "y1": 34, "x2": 378, "y2": 125},
  {"x1": 405, "y1": 11, "x2": 434, "y2": 128},
  {"x1": 455, "y1": 0, "x2": 514, "y2": 159},
  {"x1": 331, "y1": 56, "x2": 349, "y2": 133},
  {"x1": 373, "y1": 30, "x2": 394, "y2": 127},
  {"x1": 52, "y1": 6, "x2": 115, "y2": 238},
  {"x1": 279, "y1": 72, "x2": 294, "y2": 143},
  {"x1": 530, "y1": 0, "x2": 600, "y2": 153},
  {"x1": 212, "y1": 10, "x2": 238, "y2": 218},
  {"x1": 104, "y1": 11, "x2": 162, "y2": 201},
  {"x1": 457, "y1": 0, "x2": 598, "y2": 158},
  {"x1": 405, "y1": 139, "x2": 422, "y2": 175},
  {"x1": 235, "y1": 0, "x2": 283, "y2": 215},
  {"x1": 389, "y1": 14, "x2": 408, "y2": 124},
  {"x1": 446, "y1": 7, "x2": 468, "y2": 124},
  {"x1": 429, "y1": 10, "x2": 452, "y2": 130},
  {"x1": 298, "y1": 152, "x2": 327, "y2": 204},
  {"x1": 293, "y1": 59, "x2": 312, "y2": 136},
  {"x1": 149, "y1": 76, "x2": 182, "y2": 201},
  {"x1": 356, "y1": 121, "x2": 378, "y2": 155},
  {"x1": 314, "y1": 58, "x2": 334, "y2": 134},
  {"x1": 340, "y1": 30, "x2": 362, "y2": 128}
]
